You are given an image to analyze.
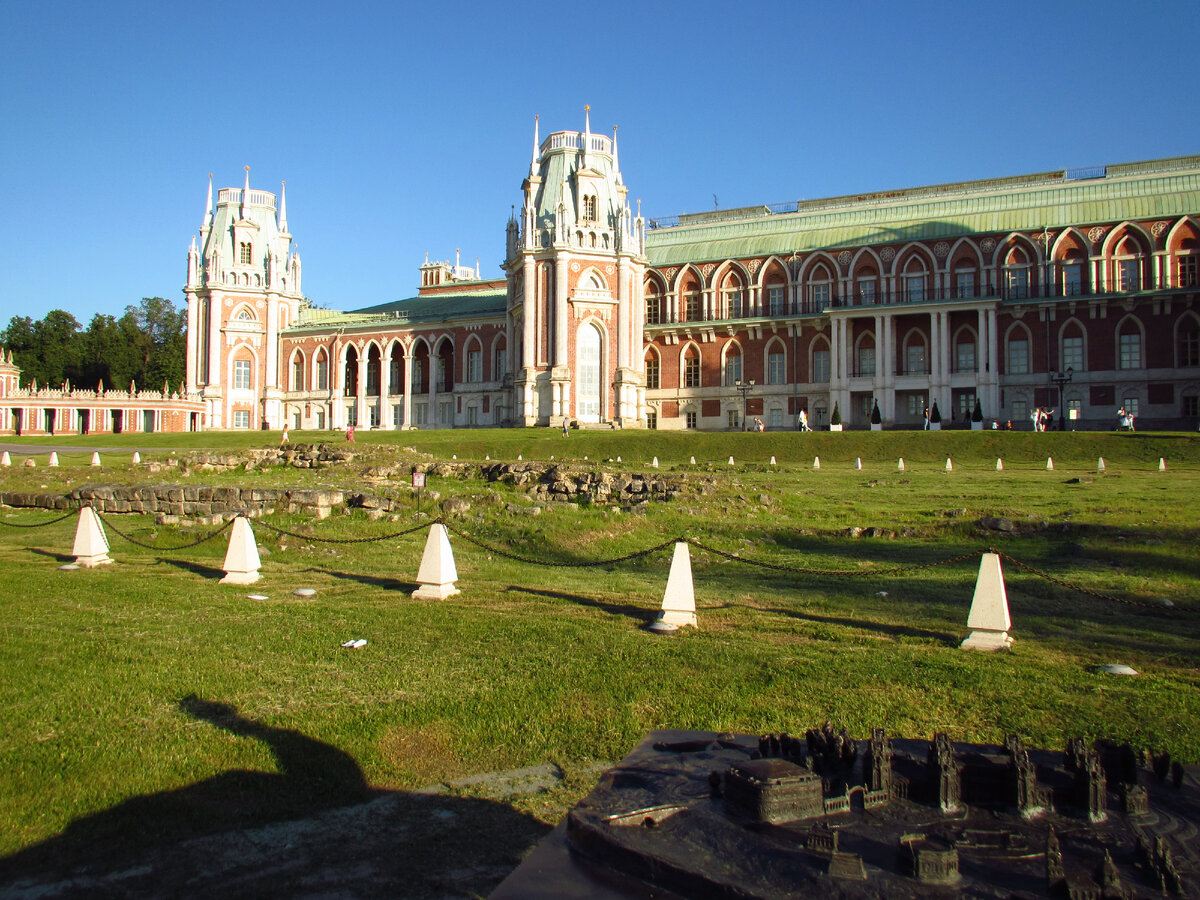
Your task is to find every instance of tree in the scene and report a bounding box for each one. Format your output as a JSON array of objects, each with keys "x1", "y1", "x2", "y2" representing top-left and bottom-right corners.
[{"x1": 125, "y1": 298, "x2": 186, "y2": 389}]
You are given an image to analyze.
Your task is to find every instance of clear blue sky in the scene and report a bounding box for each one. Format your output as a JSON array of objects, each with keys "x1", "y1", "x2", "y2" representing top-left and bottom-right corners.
[{"x1": 2, "y1": 0, "x2": 1198, "y2": 328}]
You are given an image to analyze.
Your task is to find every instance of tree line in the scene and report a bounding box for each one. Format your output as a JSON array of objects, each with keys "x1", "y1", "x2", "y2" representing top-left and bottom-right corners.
[{"x1": 2, "y1": 298, "x2": 186, "y2": 394}]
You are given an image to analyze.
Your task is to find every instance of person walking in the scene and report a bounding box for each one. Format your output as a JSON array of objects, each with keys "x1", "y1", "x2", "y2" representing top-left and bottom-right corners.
[
  {"x1": 280, "y1": 427, "x2": 289, "y2": 447},
  {"x1": 562, "y1": 419, "x2": 569, "y2": 437}
]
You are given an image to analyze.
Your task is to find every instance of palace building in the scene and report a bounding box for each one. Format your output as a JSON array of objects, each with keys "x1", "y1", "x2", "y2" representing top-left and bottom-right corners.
[{"x1": 185, "y1": 113, "x2": 1200, "y2": 432}]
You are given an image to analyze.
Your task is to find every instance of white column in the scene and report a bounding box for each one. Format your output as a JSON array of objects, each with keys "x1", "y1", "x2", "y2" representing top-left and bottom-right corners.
[
  {"x1": 185, "y1": 293, "x2": 198, "y2": 391},
  {"x1": 402, "y1": 349, "x2": 413, "y2": 428},
  {"x1": 206, "y1": 295, "x2": 221, "y2": 390},
  {"x1": 380, "y1": 346, "x2": 392, "y2": 429},
  {"x1": 554, "y1": 256, "x2": 569, "y2": 366},
  {"x1": 617, "y1": 257, "x2": 630, "y2": 370},
  {"x1": 265, "y1": 296, "x2": 279, "y2": 390},
  {"x1": 355, "y1": 347, "x2": 367, "y2": 428},
  {"x1": 522, "y1": 258, "x2": 536, "y2": 370},
  {"x1": 829, "y1": 319, "x2": 841, "y2": 385},
  {"x1": 428, "y1": 350, "x2": 439, "y2": 427}
]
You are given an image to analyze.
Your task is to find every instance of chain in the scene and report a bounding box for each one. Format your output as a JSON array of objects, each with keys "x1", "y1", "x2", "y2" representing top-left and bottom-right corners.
[
  {"x1": 993, "y1": 549, "x2": 1163, "y2": 610},
  {"x1": 253, "y1": 517, "x2": 432, "y2": 544},
  {"x1": 442, "y1": 521, "x2": 681, "y2": 567},
  {"x1": 684, "y1": 538, "x2": 983, "y2": 577},
  {"x1": 98, "y1": 512, "x2": 235, "y2": 550},
  {"x1": 0, "y1": 509, "x2": 80, "y2": 528}
]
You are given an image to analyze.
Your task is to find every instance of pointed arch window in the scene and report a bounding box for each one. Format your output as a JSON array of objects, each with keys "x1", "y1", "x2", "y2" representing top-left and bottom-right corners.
[
  {"x1": 1114, "y1": 238, "x2": 1142, "y2": 293},
  {"x1": 1180, "y1": 318, "x2": 1200, "y2": 367},
  {"x1": 1004, "y1": 247, "x2": 1031, "y2": 299},
  {"x1": 902, "y1": 258, "x2": 927, "y2": 302},
  {"x1": 683, "y1": 347, "x2": 701, "y2": 388},
  {"x1": 239, "y1": 242, "x2": 252, "y2": 265},
  {"x1": 1118, "y1": 326, "x2": 1142, "y2": 369},
  {"x1": 723, "y1": 344, "x2": 743, "y2": 386},
  {"x1": 767, "y1": 346, "x2": 786, "y2": 384},
  {"x1": 582, "y1": 195, "x2": 597, "y2": 222},
  {"x1": 645, "y1": 287, "x2": 661, "y2": 325},
  {"x1": 315, "y1": 350, "x2": 328, "y2": 390},
  {"x1": 808, "y1": 264, "x2": 833, "y2": 309},
  {"x1": 645, "y1": 352, "x2": 660, "y2": 389},
  {"x1": 291, "y1": 353, "x2": 304, "y2": 391},
  {"x1": 1177, "y1": 239, "x2": 1198, "y2": 288}
]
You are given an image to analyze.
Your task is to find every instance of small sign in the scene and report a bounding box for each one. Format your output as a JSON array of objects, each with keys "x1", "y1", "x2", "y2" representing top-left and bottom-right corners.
[
  {"x1": 412, "y1": 472, "x2": 426, "y2": 488},
  {"x1": 1069, "y1": 409, "x2": 1079, "y2": 420}
]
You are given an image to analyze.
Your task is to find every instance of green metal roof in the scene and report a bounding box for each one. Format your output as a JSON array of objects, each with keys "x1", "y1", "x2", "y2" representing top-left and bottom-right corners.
[
  {"x1": 288, "y1": 286, "x2": 506, "y2": 332},
  {"x1": 645, "y1": 157, "x2": 1200, "y2": 267}
]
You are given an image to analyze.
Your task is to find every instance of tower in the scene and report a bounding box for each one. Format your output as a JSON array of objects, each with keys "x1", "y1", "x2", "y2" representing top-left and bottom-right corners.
[
  {"x1": 503, "y1": 109, "x2": 648, "y2": 427},
  {"x1": 185, "y1": 169, "x2": 303, "y2": 429}
]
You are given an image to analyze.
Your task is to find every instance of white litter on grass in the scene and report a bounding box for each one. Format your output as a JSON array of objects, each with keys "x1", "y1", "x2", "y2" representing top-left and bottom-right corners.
[
  {"x1": 876, "y1": 591, "x2": 889, "y2": 597},
  {"x1": 1095, "y1": 664, "x2": 1139, "y2": 676},
  {"x1": 59, "y1": 564, "x2": 80, "y2": 571},
  {"x1": 247, "y1": 594, "x2": 269, "y2": 600},
  {"x1": 341, "y1": 638, "x2": 368, "y2": 649},
  {"x1": 293, "y1": 588, "x2": 317, "y2": 598}
]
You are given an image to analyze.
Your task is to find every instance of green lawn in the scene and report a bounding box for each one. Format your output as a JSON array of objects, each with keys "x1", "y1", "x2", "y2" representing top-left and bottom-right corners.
[{"x1": 1, "y1": 429, "x2": 1197, "y2": 889}]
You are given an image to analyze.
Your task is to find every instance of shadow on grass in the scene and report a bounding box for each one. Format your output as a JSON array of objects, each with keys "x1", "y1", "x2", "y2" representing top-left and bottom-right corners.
[
  {"x1": 25, "y1": 547, "x2": 74, "y2": 563},
  {"x1": 304, "y1": 566, "x2": 419, "y2": 593},
  {"x1": 154, "y1": 557, "x2": 227, "y2": 579},
  {"x1": 506, "y1": 585, "x2": 655, "y2": 626},
  {"x1": 0, "y1": 696, "x2": 550, "y2": 899},
  {"x1": 752, "y1": 604, "x2": 959, "y2": 645}
]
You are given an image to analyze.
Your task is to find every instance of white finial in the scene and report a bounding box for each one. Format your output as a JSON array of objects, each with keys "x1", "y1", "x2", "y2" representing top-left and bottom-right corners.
[
  {"x1": 456, "y1": 247, "x2": 460, "y2": 270},
  {"x1": 612, "y1": 124, "x2": 622, "y2": 184},
  {"x1": 582, "y1": 105, "x2": 591, "y2": 166},
  {"x1": 202, "y1": 172, "x2": 213, "y2": 230},
  {"x1": 530, "y1": 114, "x2": 540, "y2": 176},
  {"x1": 278, "y1": 180, "x2": 288, "y2": 232},
  {"x1": 475, "y1": 257, "x2": 480, "y2": 278},
  {"x1": 241, "y1": 165, "x2": 250, "y2": 217}
]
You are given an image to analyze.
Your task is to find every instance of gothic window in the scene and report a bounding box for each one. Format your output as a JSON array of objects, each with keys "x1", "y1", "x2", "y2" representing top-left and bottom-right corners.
[
  {"x1": 723, "y1": 344, "x2": 742, "y2": 386},
  {"x1": 955, "y1": 340, "x2": 976, "y2": 374},
  {"x1": 1180, "y1": 321, "x2": 1200, "y2": 367},
  {"x1": 1118, "y1": 330, "x2": 1142, "y2": 369},
  {"x1": 645, "y1": 355, "x2": 660, "y2": 389},
  {"x1": 683, "y1": 348, "x2": 701, "y2": 388},
  {"x1": 955, "y1": 268, "x2": 977, "y2": 299},
  {"x1": 767, "y1": 286, "x2": 784, "y2": 316},
  {"x1": 1061, "y1": 334, "x2": 1084, "y2": 371},
  {"x1": 725, "y1": 290, "x2": 742, "y2": 318},
  {"x1": 645, "y1": 291, "x2": 661, "y2": 325},
  {"x1": 1177, "y1": 239, "x2": 1198, "y2": 288},
  {"x1": 1004, "y1": 248, "x2": 1031, "y2": 299},
  {"x1": 239, "y1": 242, "x2": 252, "y2": 264},
  {"x1": 235, "y1": 308, "x2": 255, "y2": 321},
  {"x1": 291, "y1": 354, "x2": 304, "y2": 391},
  {"x1": 495, "y1": 346, "x2": 507, "y2": 380},
  {"x1": 234, "y1": 359, "x2": 252, "y2": 390},
  {"x1": 1007, "y1": 338, "x2": 1029, "y2": 374},
  {"x1": 767, "y1": 350, "x2": 786, "y2": 384},
  {"x1": 905, "y1": 340, "x2": 927, "y2": 375},
  {"x1": 582, "y1": 195, "x2": 597, "y2": 222},
  {"x1": 856, "y1": 345, "x2": 876, "y2": 377},
  {"x1": 684, "y1": 292, "x2": 701, "y2": 321},
  {"x1": 316, "y1": 351, "x2": 328, "y2": 390},
  {"x1": 812, "y1": 348, "x2": 830, "y2": 382},
  {"x1": 467, "y1": 349, "x2": 482, "y2": 383}
]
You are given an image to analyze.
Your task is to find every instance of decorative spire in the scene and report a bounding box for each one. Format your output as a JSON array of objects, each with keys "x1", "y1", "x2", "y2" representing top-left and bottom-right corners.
[
  {"x1": 278, "y1": 180, "x2": 288, "y2": 232},
  {"x1": 530, "y1": 115, "x2": 540, "y2": 177},
  {"x1": 475, "y1": 257, "x2": 480, "y2": 278},
  {"x1": 582, "y1": 105, "x2": 591, "y2": 167},
  {"x1": 202, "y1": 173, "x2": 213, "y2": 231},
  {"x1": 612, "y1": 124, "x2": 622, "y2": 185},
  {"x1": 240, "y1": 165, "x2": 250, "y2": 218}
]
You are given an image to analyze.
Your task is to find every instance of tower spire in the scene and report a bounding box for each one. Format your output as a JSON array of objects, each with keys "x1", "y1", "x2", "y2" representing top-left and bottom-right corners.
[
  {"x1": 278, "y1": 180, "x2": 288, "y2": 232},
  {"x1": 241, "y1": 166, "x2": 250, "y2": 218},
  {"x1": 582, "y1": 105, "x2": 591, "y2": 167},
  {"x1": 612, "y1": 124, "x2": 622, "y2": 184},
  {"x1": 202, "y1": 172, "x2": 213, "y2": 231},
  {"x1": 530, "y1": 115, "x2": 540, "y2": 177}
]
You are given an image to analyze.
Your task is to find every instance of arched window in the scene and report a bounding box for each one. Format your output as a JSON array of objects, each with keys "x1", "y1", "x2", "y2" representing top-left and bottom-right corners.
[
  {"x1": 366, "y1": 345, "x2": 381, "y2": 395},
  {"x1": 1114, "y1": 237, "x2": 1142, "y2": 293},
  {"x1": 903, "y1": 332, "x2": 928, "y2": 375},
  {"x1": 344, "y1": 347, "x2": 359, "y2": 396},
  {"x1": 1177, "y1": 238, "x2": 1198, "y2": 289},
  {"x1": 1117, "y1": 319, "x2": 1143, "y2": 369},
  {"x1": 766, "y1": 341, "x2": 786, "y2": 384},
  {"x1": 582, "y1": 195, "x2": 597, "y2": 222},
  {"x1": 1179, "y1": 315, "x2": 1200, "y2": 367},
  {"x1": 239, "y1": 242, "x2": 252, "y2": 264},
  {"x1": 1006, "y1": 329, "x2": 1030, "y2": 375},
  {"x1": 235, "y1": 307, "x2": 255, "y2": 321},
  {"x1": 644, "y1": 350, "x2": 660, "y2": 389},
  {"x1": 291, "y1": 352, "x2": 304, "y2": 391},
  {"x1": 808, "y1": 263, "x2": 833, "y2": 309},
  {"x1": 683, "y1": 346, "x2": 701, "y2": 388},
  {"x1": 723, "y1": 342, "x2": 743, "y2": 386},
  {"x1": 1004, "y1": 246, "x2": 1031, "y2": 299},
  {"x1": 855, "y1": 265, "x2": 878, "y2": 305},
  {"x1": 645, "y1": 285, "x2": 661, "y2": 325},
  {"x1": 903, "y1": 257, "x2": 928, "y2": 302},
  {"x1": 854, "y1": 333, "x2": 876, "y2": 377},
  {"x1": 315, "y1": 349, "x2": 329, "y2": 390},
  {"x1": 953, "y1": 328, "x2": 977, "y2": 375},
  {"x1": 1059, "y1": 322, "x2": 1086, "y2": 372}
]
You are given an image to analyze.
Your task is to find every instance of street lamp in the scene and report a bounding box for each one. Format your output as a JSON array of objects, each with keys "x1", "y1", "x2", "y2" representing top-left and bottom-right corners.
[
  {"x1": 734, "y1": 379, "x2": 755, "y2": 431},
  {"x1": 1050, "y1": 367, "x2": 1073, "y2": 431}
]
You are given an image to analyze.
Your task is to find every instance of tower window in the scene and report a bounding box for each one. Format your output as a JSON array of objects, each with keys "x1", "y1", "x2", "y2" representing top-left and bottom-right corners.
[
  {"x1": 239, "y1": 242, "x2": 252, "y2": 265},
  {"x1": 582, "y1": 195, "x2": 597, "y2": 222}
]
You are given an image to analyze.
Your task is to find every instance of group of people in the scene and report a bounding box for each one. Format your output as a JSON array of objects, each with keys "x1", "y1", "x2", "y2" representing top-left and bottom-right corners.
[
  {"x1": 1117, "y1": 406, "x2": 1136, "y2": 431},
  {"x1": 1030, "y1": 408, "x2": 1056, "y2": 432}
]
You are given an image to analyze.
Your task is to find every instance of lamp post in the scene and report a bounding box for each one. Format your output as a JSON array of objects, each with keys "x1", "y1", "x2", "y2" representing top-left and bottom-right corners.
[
  {"x1": 734, "y1": 379, "x2": 755, "y2": 431},
  {"x1": 1050, "y1": 367, "x2": 1073, "y2": 431}
]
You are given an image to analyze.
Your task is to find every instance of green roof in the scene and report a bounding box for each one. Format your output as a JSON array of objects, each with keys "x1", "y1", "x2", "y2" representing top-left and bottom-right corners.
[
  {"x1": 289, "y1": 286, "x2": 507, "y2": 332},
  {"x1": 645, "y1": 156, "x2": 1200, "y2": 267}
]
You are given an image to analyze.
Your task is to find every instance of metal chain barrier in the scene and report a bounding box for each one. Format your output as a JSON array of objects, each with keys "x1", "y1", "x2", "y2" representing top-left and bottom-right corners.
[
  {"x1": 442, "y1": 520, "x2": 681, "y2": 568},
  {"x1": 254, "y1": 517, "x2": 432, "y2": 544},
  {"x1": 684, "y1": 538, "x2": 982, "y2": 577},
  {"x1": 0, "y1": 509, "x2": 80, "y2": 528},
  {"x1": 992, "y1": 549, "x2": 1163, "y2": 610},
  {"x1": 97, "y1": 511, "x2": 236, "y2": 551}
]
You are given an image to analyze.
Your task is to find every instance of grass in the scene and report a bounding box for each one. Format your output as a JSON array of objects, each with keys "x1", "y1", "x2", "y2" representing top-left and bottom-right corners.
[{"x1": 0, "y1": 429, "x2": 1198, "y2": 892}]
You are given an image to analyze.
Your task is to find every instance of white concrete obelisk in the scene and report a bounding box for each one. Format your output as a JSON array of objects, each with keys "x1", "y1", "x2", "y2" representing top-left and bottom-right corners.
[
  {"x1": 411, "y1": 523, "x2": 460, "y2": 600},
  {"x1": 960, "y1": 552, "x2": 1013, "y2": 651},
  {"x1": 72, "y1": 507, "x2": 112, "y2": 567},
  {"x1": 650, "y1": 541, "x2": 698, "y2": 632},
  {"x1": 220, "y1": 517, "x2": 262, "y2": 584}
]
